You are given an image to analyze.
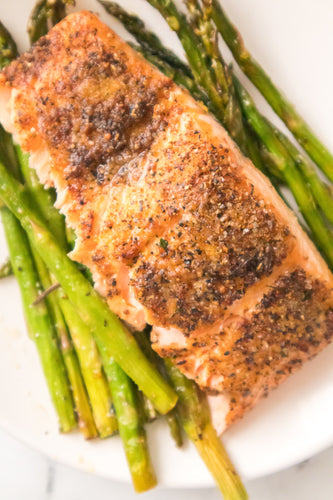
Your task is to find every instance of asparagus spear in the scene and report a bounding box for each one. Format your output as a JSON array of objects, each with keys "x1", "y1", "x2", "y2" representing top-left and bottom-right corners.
[
  {"x1": 15, "y1": 148, "x2": 67, "y2": 247},
  {"x1": 1, "y1": 207, "x2": 76, "y2": 432},
  {"x1": 0, "y1": 21, "x2": 18, "y2": 67},
  {"x1": 32, "y1": 252, "x2": 98, "y2": 439},
  {"x1": 0, "y1": 157, "x2": 170, "y2": 485},
  {"x1": 145, "y1": 0, "x2": 228, "y2": 123},
  {"x1": 233, "y1": 76, "x2": 333, "y2": 268},
  {"x1": 186, "y1": 0, "x2": 230, "y2": 103},
  {"x1": 165, "y1": 360, "x2": 247, "y2": 500},
  {"x1": 269, "y1": 123, "x2": 333, "y2": 225},
  {"x1": 58, "y1": 294, "x2": 118, "y2": 438},
  {"x1": 210, "y1": 0, "x2": 333, "y2": 182},
  {"x1": 28, "y1": 0, "x2": 74, "y2": 44},
  {"x1": 185, "y1": 0, "x2": 242, "y2": 143},
  {"x1": 135, "y1": 330, "x2": 183, "y2": 447},
  {"x1": 12, "y1": 156, "x2": 97, "y2": 438},
  {"x1": 4, "y1": 138, "x2": 93, "y2": 438},
  {"x1": 0, "y1": 258, "x2": 13, "y2": 279},
  {"x1": 104, "y1": 359, "x2": 157, "y2": 492}
]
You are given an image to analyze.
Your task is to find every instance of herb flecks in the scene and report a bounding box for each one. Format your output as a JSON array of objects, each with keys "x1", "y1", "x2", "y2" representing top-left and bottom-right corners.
[{"x1": 159, "y1": 238, "x2": 168, "y2": 251}]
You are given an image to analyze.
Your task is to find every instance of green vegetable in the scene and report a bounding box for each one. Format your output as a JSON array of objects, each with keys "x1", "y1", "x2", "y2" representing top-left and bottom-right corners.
[
  {"x1": 28, "y1": 0, "x2": 75, "y2": 44},
  {"x1": 58, "y1": 294, "x2": 118, "y2": 438},
  {"x1": 165, "y1": 361, "x2": 247, "y2": 500},
  {"x1": 103, "y1": 360, "x2": 157, "y2": 492},
  {"x1": 0, "y1": 21, "x2": 18, "y2": 67},
  {"x1": 210, "y1": 0, "x2": 333, "y2": 182},
  {"x1": 270, "y1": 123, "x2": 333, "y2": 225},
  {"x1": 134, "y1": 330, "x2": 184, "y2": 448},
  {"x1": 159, "y1": 238, "x2": 168, "y2": 251},
  {"x1": 1, "y1": 207, "x2": 76, "y2": 432},
  {"x1": 32, "y1": 252, "x2": 98, "y2": 439}
]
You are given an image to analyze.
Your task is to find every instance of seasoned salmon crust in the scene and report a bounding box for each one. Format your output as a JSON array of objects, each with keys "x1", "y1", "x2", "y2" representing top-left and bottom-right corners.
[{"x1": 0, "y1": 11, "x2": 332, "y2": 432}]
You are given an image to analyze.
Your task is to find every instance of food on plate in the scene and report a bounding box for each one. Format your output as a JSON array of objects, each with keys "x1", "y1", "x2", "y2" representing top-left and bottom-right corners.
[
  {"x1": 0, "y1": 10, "x2": 332, "y2": 433},
  {"x1": 1, "y1": 0, "x2": 333, "y2": 496}
]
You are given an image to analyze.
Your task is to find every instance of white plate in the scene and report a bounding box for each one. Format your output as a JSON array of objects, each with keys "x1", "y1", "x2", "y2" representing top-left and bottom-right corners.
[{"x1": 0, "y1": 0, "x2": 332, "y2": 488}]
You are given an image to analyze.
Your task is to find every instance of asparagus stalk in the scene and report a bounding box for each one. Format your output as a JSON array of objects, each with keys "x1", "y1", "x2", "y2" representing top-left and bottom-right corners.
[
  {"x1": 0, "y1": 21, "x2": 18, "y2": 67},
  {"x1": 145, "y1": 0, "x2": 228, "y2": 124},
  {"x1": 210, "y1": 0, "x2": 333, "y2": 182},
  {"x1": 15, "y1": 148, "x2": 67, "y2": 247},
  {"x1": 269, "y1": 124, "x2": 333, "y2": 225},
  {"x1": 0, "y1": 157, "x2": 169, "y2": 484},
  {"x1": 135, "y1": 330, "x2": 184, "y2": 447},
  {"x1": 233, "y1": 77, "x2": 333, "y2": 268},
  {"x1": 0, "y1": 161, "x2": 177, "y2": 414},
  {"x1": 138, "y1": 389, "x2": 158, "y2": 423},
  {"x1": 185, "y1": 0, "x2": 241, "y2": 141},
  {"x1": 165, "y1": 360, "x2": 247, "y2": 500},
  {"x1": 104, "y1": 359, "x2": 157, "y2": 492},
  {"x1": 28, "y1": 0, "x2": 74, "y2": 44},
  {"x1": 1, "y1": 207, "x2": 76, "y2": 432},
  {"x1": 186, "y1": 0, "x2": 229, "y2": 102},
  {"x1": 58, "y1": 294, "x2": 118, "y2": 438},
  {"x1": 0, "y1": 258, "x2": 13, "y2": 278},
  {"x1": 32, "y1": 253, "x2": 98, "y2": 439}
]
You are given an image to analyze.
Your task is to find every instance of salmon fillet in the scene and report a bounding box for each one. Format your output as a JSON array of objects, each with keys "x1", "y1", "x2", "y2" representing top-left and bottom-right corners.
[{"x1": 0, "y1": 11, "x2": 332, "y2": 433}]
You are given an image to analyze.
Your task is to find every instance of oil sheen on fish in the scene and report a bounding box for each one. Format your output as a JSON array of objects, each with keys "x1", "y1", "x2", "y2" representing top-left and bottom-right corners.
[{"x1": 0, "y1": 11, "x2": 332, "y2": 433}]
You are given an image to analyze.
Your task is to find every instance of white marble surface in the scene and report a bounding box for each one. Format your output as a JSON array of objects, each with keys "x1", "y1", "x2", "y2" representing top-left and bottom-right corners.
[{"x1": 0, "y1": 428, "x2": 332, "y2": 500}]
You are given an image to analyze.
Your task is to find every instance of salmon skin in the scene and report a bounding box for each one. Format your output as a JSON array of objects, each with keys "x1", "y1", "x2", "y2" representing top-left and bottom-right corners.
[{"x1": 0, "y1": 11, "x2": 332, "y2": 432}]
